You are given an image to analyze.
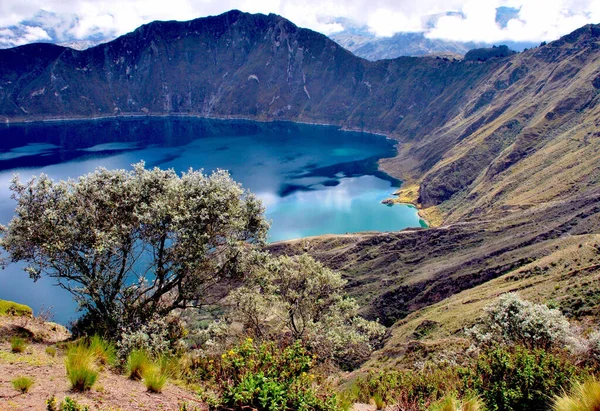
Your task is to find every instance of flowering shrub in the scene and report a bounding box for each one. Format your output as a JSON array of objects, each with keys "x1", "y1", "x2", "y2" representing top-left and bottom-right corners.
[
  {"x1": 191, "y1": 338, "x2": 337, "y2": 410},
  {"x1": 468, "y1": 293, "x2": 577, "y2": 350},
  {"x1": 117, "y1": 315, "x2": 186, "y2": 360}
]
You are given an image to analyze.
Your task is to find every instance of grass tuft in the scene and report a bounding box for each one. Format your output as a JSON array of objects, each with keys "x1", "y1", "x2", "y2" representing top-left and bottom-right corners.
[
  {"x1": 45, "y1": 346, "x2": 57, "y2": 357},
  {"x1": 89, "y1": 335, "x2": 116, "y2": 366},
  {"x1": 430, "y1": 396, "x2": 484, "y2": 411},
  {"x1": 126, "y1": 349, "x2": 151, "y2": 380},
  {"x1": 10, "y1": 336, "x2": 27, "y2": 353},
  {"x1": 65, "y1": 342, "x2": 98, "y2": 391},
  {"x1": 11, "y1": 376, "x2": 33, "y2": 393},
  {"x1": 143, "y1": 365, "x2": 168, "y2": 393},
  {"x1": 372, "y1": 392, "x2": 386, "y2": 410},
  {"x1": 553, "y1": 379, "x2": 600, "y2": 411}
]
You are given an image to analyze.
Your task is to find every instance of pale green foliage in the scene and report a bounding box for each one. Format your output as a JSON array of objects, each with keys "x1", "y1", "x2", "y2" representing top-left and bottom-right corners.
[
  {"x1": 229, "y1": 254, "x2": 386, "y2": 369},
  {"x1": 553, "y1": 379, "x2": 600, "y2": 411},
  {"x1": 117, "y1": 315, "x2": 173, "y2": 359},
  {"x1": 468, "y1": 293, "x2": 577, "y2": 350},
  {"x1": 583, "y1": 331, "x2": 600, "y2": 363},
  {"x1": 0, "y1": 162, "x2": 269, "y2": 334},
  {"x1": 46, "y1": 396, "x2": 90, "y2": 411}
]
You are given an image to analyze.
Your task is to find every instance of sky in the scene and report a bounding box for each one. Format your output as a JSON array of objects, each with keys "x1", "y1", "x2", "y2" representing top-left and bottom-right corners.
[{"x1": 0, "y1": 0, "x2": 599, "y2": 48}]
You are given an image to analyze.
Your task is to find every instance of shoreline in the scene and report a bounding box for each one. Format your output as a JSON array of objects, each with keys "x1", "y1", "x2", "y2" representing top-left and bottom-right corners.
[
  {"x1": 1, "y1": 112, "x2": 397, "y2": 141},
  {"x1": 2, "y1": 111, "x2": 430, "y2": 228},
  {"x1": 383, "y1": 198, "x2": 432, "y2": 228}
]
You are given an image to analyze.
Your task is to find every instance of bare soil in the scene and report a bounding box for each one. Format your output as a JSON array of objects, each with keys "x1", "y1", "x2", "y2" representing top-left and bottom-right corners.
[{"x1": 0, "y1": 316, "x2": 206, "y2": 411}]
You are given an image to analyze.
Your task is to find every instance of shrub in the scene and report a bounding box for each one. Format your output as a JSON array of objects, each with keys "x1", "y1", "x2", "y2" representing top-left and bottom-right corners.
[
  {"x1": 349, "y1": 365, "x2": 465, "y2": 409},
  {"x1": 192, "y1": 338, "x2": 337, "y2": 410},
  {"x1": 143, "y1": 365, "x2": 168, "y2": 393},
  {"x1": 10, "y1": 336, "x2": 27, "y2": 353},
  {"x1": 11, "y1": 376, "x2": 33, "y2": 393},
  {"x1": 65, "y1": 343, "x2": 98, "y2": 391},
  {"x1": 117, "y1": 315, "x2": 186, "y2": 360},
  {"x1": 59, "y1": 397, "x2": 90, "y2": 411},
  {"x1": 89, "y1": 335, "x2": 116, "y2": 366},
  {"x1": 1, "y1": 165, "x2": 268, "y2": 336},
  {"x1": 45, "y1": 346, "x2": 57, "y2": 357},
  {"x1": 468, "y1": 293, "x2": 576, "y2": 351},
  {"x1": 467, "y1": 345, "x2": 579, "y2": 411},
  {"x1": 46, "y1": 396, "x2": 90, "y2": 411},
  {"x1": 126, "y1": 349, "x2": 151, "y2": 380}
]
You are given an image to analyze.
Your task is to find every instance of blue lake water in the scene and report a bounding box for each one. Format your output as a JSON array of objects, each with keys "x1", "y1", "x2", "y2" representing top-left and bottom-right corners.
[{"x1": 0, "y1": 117, "x2": 425, "y2": 324}]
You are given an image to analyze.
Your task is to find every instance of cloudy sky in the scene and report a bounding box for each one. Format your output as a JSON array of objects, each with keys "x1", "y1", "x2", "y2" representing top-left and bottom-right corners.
[{"x1": 1, "y1": 0, "x2": 599, "y2": 48}]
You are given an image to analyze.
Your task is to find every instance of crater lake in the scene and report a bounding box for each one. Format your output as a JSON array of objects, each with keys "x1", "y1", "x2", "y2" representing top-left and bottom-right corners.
[{"x1": 0, "y1": 117, "x2": 425, "y2": 324}]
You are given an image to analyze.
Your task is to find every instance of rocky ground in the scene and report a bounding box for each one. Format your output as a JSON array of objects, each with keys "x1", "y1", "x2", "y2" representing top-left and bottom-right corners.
[{"x1": 0, "y1": 315, "x2": 205, "y2": 411}]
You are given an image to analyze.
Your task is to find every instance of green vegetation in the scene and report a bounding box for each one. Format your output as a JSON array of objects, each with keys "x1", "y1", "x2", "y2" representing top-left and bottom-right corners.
[
  {"x1": 88, "y1": 335, "x2": 116, "y2": 367},
  {"x1": 65, "y1": 342, "x2": 99, "y2": 391},
  {"x1": 46, "y1": 396, "x2": 90, "y2": 411},
  {"x1": 126, "y1": 349, "x2": 151, "y2": 380},
  {"x1": 467, "y1": 346, "x2": 580, "y2": 411},
  {"x1": 230, "y1": 253, "x2": 385, "y2": 369},
  {"x1": 143, "y1": 364, "x2": 168, "y2": 393},
  {"x1": 10, "y1": 336, "x2": 27, "y2": 353},
  {"x1": 0, "y1": 299, "x2": 32, "y2": 316},
  {"x1": 347, "y1": 365, "x2": 466, "y2": 409},
  {"x1": 2, "y1": 167, "x2": 600, "y2": 411},
  {"x1": 190, "y1": 338, "x2": 337, "y2": 410},
  {"x1": 11, "y1": 376, "x2": 33, "y2": 393},
  {"x1": 45, "y1": 346, "x2": 57, "y2": 357}
]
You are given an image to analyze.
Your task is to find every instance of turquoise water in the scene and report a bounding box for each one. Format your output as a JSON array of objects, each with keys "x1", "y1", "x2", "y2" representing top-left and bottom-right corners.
[{"x1": 0, "y1": 117, "x2": 424, "y2": 323}]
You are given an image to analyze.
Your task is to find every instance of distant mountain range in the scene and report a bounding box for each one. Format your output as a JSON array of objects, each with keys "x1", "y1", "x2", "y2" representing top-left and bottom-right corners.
[{"x1": 329, "y1": 27, "x2": 537, "y2": 60}]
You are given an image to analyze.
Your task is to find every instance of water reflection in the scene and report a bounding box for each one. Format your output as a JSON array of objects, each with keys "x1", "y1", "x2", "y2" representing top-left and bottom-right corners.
[{"x1": 0, "y1": 118, "x2": 424, "y2": 324}]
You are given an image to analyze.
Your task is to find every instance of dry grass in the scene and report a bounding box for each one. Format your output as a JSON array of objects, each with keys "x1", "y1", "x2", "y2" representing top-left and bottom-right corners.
[
  {"x1": 0, "y1": 315, "x2": 204, "y2": 410},
  {"x1": 553, "y1": 379, "x2": 600, "y2": 411},
  {"x1": 393, "y1": 184, "x2": 420, "y2": 204},
  {"x1": 365, "y1": 234, "x2": 600, "y2": 368},
  {"x1": 10, "y1": 337, "x2": 26, "y2": 353}
]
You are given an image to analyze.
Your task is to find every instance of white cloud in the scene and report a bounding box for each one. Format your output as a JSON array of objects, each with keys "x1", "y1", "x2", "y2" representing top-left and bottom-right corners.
[
  {"x1": 1, "y1": 0, "x2": 600, "y2": 47},
  {"x1": 427, "y1": 0, "x2": 600, "y2": 42}
]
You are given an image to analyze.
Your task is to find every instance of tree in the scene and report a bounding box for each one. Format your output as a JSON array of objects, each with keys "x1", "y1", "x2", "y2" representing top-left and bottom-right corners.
[
  {"x1": 229, "y1": 254, "x2": 386, "y2": 369},
  {"x1": 0, "y1": 162, "x2": 269, "y2": 334}
]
